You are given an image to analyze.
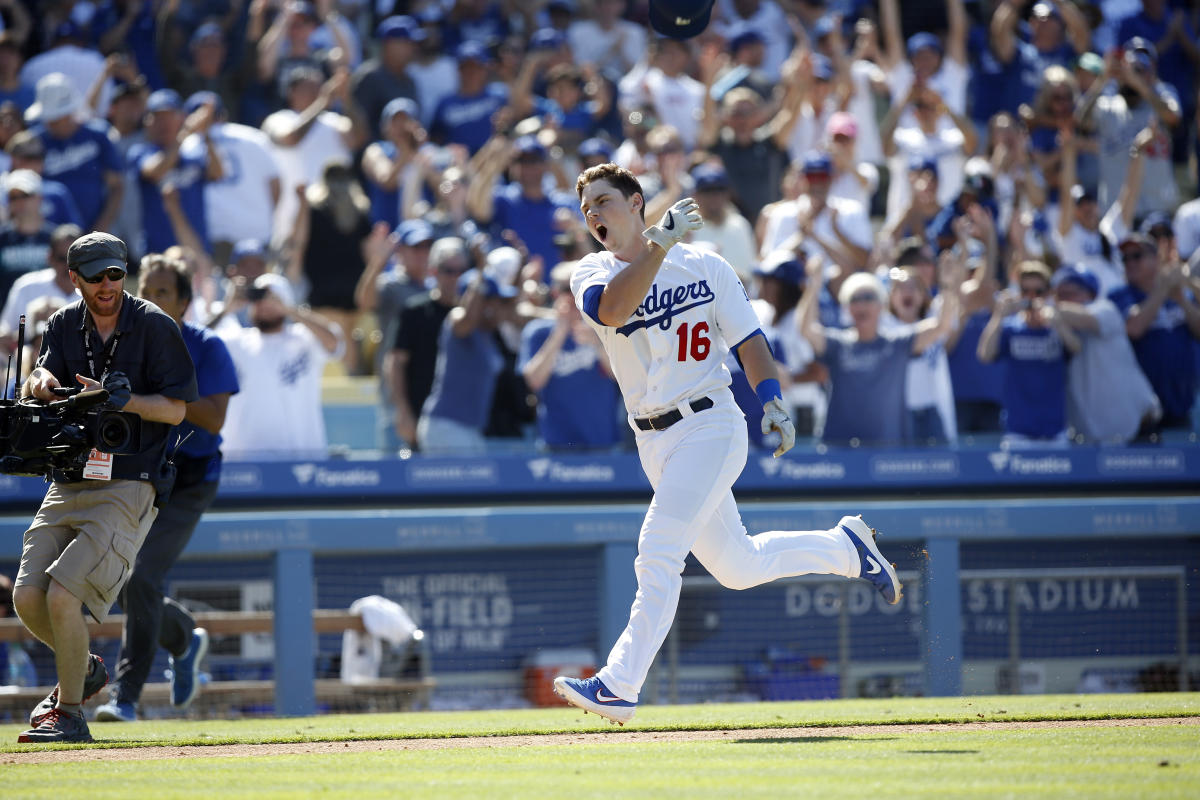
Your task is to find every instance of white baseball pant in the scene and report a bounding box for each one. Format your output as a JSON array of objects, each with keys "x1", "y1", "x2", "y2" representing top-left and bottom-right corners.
[{"x1": 596, "y1": 395, "x2": 860, "y2": 703}]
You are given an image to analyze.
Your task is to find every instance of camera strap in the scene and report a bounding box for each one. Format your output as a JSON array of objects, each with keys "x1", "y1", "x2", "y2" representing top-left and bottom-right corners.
[{"x1": 83, "y1": 328, "x2": 122, "y2": 383}]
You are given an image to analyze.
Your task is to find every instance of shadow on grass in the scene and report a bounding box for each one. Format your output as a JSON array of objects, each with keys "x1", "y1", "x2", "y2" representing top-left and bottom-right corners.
[
  {"x1": 734, "y1": 736, "x2": 898, "y2": 745},
  {"x1": 904, "y1": 750, "x2": 980, "y2": 755}
]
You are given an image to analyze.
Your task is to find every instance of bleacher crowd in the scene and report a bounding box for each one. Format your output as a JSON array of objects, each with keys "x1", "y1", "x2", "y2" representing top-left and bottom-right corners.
[{"x1": 0, "y1": 0, "x2": 1197, "y2": 457}]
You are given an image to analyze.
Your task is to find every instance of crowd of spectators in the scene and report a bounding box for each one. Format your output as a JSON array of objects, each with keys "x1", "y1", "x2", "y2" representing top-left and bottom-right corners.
[{"x1": 0, "y1": 0, "x2": 1196, "y2": 457}]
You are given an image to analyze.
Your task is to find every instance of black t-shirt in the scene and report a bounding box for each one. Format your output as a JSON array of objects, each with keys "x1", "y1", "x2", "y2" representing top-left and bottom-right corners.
[
  {"x1": 392, "y1": 292, "x2": 452, "y2": 415},
  {"x1": 35, "y1": 293, "x2": 198, "y2": 482},
  {"x1": 351, "y1": 62, "x2": 419, "y2": 141},
  {"x1": 302, "y1": 203, "x2": 372, "y2": 310},
  {"x1": 0, "y1": 223, "x2": 53, "y2": 313}
]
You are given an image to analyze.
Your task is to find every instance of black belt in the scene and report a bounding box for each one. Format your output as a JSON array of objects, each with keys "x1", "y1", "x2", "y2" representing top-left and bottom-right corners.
[{"x1": 634, "y1": 397, "x2": 714, "y2": 431}]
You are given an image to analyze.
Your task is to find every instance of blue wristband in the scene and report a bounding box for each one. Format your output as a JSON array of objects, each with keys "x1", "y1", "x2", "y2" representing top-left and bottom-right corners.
[{"x1": 754, "y1": 378, "x2": 782, "y2": 406}]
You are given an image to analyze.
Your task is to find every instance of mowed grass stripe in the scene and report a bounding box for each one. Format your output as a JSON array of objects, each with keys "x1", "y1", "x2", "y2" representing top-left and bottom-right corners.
[
  {"x1": 2, "y1": 722, "x2": 1197, "y2": 799},
  {"x1": 3, "y1": 692, "x2": 1197, "y2": 751}
]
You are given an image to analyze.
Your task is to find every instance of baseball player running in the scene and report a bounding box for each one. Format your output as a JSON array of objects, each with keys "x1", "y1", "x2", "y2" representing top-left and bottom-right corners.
[{"x1": 553, "y1": 164, "x2": 902, "y2": 725}]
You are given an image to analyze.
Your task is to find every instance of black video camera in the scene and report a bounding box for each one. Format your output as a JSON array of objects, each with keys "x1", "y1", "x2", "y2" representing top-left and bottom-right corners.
[
  {"x1": 0, "y1": 315, "x2": 141, "y2": 479},
  {"x1": 0, "y1": 388, "x2": 141, "y2": 478}
]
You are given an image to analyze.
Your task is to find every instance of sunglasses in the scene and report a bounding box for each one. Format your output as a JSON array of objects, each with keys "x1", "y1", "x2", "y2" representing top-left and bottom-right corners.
[
  {"x1": 76, "y1": 267, "x2": 127, "y2": 283},
  {"x1": 848, "y1": 292, "x2": 879, "y2": 304},
  {"x1": 1020, "y1": 285, "x2": 1047, "y2": 297}
]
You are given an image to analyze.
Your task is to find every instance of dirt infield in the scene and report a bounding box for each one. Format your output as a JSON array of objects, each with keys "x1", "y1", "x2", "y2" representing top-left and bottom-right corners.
[{"x1": 5, "y1": 716, "x2": 1196, "y2": 764}]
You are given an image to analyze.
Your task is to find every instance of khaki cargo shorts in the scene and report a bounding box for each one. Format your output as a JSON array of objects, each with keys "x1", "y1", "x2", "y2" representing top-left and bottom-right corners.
[{"x1": 15, "y1": 480, "x2": 158, "y2": 623}]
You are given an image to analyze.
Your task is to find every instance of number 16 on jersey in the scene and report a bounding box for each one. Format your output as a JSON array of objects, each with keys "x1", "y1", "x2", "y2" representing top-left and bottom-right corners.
[{"x1": 676, "y1": 322, "x2": 710, "y2": 362}]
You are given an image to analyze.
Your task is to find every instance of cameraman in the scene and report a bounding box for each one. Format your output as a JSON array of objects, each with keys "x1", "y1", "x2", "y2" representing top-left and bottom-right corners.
[
  {"x1": 11, "y1": 232, "x2": 197, "y2": 744},
  {"x1": 94, "y1": 254, "x2": 239, "y2": 723}
]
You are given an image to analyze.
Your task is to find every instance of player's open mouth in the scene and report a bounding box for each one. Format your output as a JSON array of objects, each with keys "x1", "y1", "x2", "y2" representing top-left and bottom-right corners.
[{"x1": 596, "y1": 224, "x2": 608, "y2": 242}]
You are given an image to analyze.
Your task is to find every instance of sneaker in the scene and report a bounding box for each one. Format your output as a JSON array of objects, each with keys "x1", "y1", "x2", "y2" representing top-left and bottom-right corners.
[
  {"x1": 30, "y1": 654, "x2": 108, "y2": 728},
  {"x1": 94, "y1": 700, "x2": 137, "y2": 722},
  {"x1": 552, "y1": 675, "x2": 636, "y2": 725},
  {"x1": 170, "y1": 628, "x2": 209, "y2": 708},
  {"x1": 840, "y1": 515, "x2": 902, "y2": 605},
  {"x1": 17, "y1": 708, "x2": 94, "y2": 744}
]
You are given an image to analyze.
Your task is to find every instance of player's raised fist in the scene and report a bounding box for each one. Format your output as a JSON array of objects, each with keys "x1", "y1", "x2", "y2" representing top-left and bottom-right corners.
[{"x1": 643, "y1": 197, "x2": 703, "y2": 252}]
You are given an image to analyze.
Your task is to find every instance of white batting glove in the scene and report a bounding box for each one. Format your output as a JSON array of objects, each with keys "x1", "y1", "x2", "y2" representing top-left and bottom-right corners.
[
  {"x1": 761, "y1": 397, "x2": 795, "y2": 458},
  {"x1": 643, "y1": 197, "x2": 703, "y2": 252}
]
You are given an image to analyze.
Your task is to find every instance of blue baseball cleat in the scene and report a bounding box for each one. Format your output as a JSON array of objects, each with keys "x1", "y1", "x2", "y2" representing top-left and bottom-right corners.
[
  {"x1": 170, "y1": 628, "x2": 209, "y2": 709},
  {"x1": 552, "y1": 675, "x2": 637, "y2": 725},
  {"x1": 94, "y1": 699, "x2": 137, "y2": 723},
  {"x1": 840, "y1": 515, "x2": 902, "y2": 605}
]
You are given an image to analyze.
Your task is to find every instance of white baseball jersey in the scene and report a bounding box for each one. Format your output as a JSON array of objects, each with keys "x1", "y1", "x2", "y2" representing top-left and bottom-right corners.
[
  {"x1": 564, "y1": 244, "x2": 882, "y2": 709},
  {"x1": 205, "y1": 122, "x2": 282, "y2": 245},
  {"x1": 571, "y1": 242, "x2": 762, "y2": 419}
]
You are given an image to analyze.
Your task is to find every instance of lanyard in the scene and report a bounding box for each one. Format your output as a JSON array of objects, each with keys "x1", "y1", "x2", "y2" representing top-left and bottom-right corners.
[{"x1": 82, "y1": 327, "x2": 122, "y2": 382}]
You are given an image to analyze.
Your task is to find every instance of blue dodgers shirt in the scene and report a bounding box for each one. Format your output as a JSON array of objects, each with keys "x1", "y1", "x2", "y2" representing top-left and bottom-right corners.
[
  {"x1": 1109, "y1": 285, "x2": 1198, "y2": 421},
  {"x1": 517, "y1": 318, "x2": 621, "y2": 449},
  {"x1": 996, "y1": 318, "x2": 1068, "y2": 438},
  {"x1": 174, "y1": 321, "x2": 240, "y2": 483},
  {"x1": 1013, "y1": 39, "x2": 1077, "y2": 108},
  {"x1": 129, "y1": 138, "x2": 210, "y2": 254},
  {"x1": 33, "y1": 119, "x2": 124, "y2": 228},
  {"x1": 491, "y1": 183, "x2": 580, "y2": 281},
  {"x1": 430, "y1": 89, "x2": 508, "y2": 155}
]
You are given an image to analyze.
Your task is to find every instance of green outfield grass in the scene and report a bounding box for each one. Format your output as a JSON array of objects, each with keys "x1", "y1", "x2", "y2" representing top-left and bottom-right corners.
[{"x1": 2, "y1": 694, "x2": 1197, "y2": 799}]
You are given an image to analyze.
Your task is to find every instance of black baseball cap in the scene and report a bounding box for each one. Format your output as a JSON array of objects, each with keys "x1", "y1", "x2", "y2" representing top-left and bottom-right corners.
[
  {"x1": 67, "y1": 231, "x2": 128, "y2": 278},
  {"x1": 649, "y1": 0, "x2": 715, "y2": 40}
]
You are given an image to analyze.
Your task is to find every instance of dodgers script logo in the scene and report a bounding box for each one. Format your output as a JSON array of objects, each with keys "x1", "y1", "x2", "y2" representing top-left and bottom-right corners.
[{"x1": 616, "y1": 280, "x2": 714, "y2": 336}]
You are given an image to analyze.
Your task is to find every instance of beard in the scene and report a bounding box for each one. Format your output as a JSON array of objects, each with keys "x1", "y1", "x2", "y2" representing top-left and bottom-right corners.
[
  {"x1": 254, "y1": 315, "x2": 286, "y2": 333},
  {"x1": 83, "y1": 287, "x2": 123, "y2": 319}
]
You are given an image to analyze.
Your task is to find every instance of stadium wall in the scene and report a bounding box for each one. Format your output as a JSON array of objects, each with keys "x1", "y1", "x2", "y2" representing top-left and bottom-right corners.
[{"x1": 1, "y1": 489, "x2": 1197, "y2": 715}]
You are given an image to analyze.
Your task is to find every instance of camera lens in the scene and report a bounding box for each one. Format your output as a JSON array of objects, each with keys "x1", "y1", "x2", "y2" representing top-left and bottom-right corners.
[{"x1": 97, "y1": 414, "x2": 132, "y2": 451}]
